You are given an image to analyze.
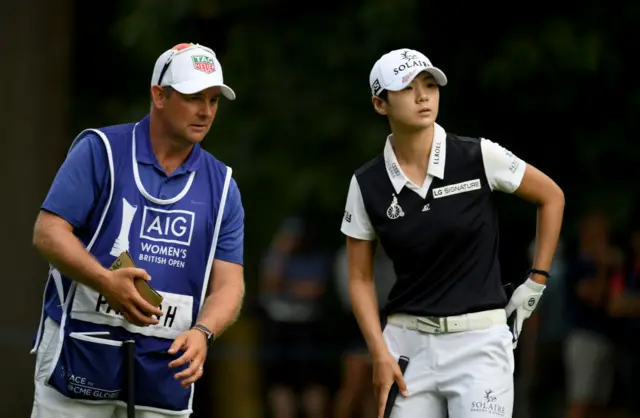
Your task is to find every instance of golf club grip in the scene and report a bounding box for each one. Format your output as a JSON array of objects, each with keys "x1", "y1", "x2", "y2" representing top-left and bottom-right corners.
[
  {"x1": 125, "y1": 340, "x2": 135, "y2": 418},
  {"x1": 382, "y1": 356, "x2": 410, "y2": 418}
]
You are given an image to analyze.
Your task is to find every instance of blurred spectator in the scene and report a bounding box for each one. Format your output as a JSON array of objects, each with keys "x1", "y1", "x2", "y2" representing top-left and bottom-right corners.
[
  {"x1": 563, "y1": 210, "x2": 624, "y2": 418},
  {"x1": 607, "y1": 200, "x2": 640, "y2": 418},
  {"x1": 332, "y1": 241, "x2": 395, "y2": 418},
  {"x1": 515, "y1": 238, "x2": 568, "y2": 418},
  {"x1": 258, "y1": 217, "x2": 332, "y2": 418}
]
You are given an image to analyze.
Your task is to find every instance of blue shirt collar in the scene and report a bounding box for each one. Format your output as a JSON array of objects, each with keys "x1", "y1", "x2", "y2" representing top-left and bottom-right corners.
[{"x1": 135, "y1": 114, "x2": 203, "y2": 175}]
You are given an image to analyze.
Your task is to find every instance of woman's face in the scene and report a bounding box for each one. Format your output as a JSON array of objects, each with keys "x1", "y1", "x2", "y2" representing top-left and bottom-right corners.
[{"x1": 375, "y1": 72, "x2": 440, "y2": 132}]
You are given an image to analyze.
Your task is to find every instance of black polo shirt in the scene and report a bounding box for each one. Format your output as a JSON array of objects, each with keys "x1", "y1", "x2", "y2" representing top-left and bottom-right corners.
[{"x1": 340, "y1": 123, "x2": 526, "y2": 318}]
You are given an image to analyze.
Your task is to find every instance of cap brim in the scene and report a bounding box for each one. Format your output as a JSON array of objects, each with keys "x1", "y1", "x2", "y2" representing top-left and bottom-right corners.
[
  {"x1": 171, "y1": 78, "x2": 236, "y2": 100},
  {"x1": 386, "y1": 67, "x2": 448, "y2": 92},
  {"x1": 425, "y1": 68, "x2": 447, "y2": 86}
]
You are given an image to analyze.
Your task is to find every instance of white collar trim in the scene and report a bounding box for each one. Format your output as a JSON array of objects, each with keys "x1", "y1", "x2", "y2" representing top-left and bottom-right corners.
[{"x1": 383, "y1": 123, "x2": 447, "y2": 194}]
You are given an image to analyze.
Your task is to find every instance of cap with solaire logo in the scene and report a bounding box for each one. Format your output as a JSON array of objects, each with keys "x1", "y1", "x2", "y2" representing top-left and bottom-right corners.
[{"x1": 369, "y1": 48, "x2": 447, "y2": 97}]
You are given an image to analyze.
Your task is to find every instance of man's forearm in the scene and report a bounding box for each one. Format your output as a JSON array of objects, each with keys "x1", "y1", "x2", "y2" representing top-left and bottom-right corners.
[
  {"x1": 530, "y1": 197, "x2": 565, "y2": 285},
  {"x1": 350, "y1": 276, "x2": 387, "y2": 359},
  {"x1": 34, "y1": 213, "x2": 111, "y2": 293},
  {"x1": 196, "y1": 279, "x2": 244, "y2": 338}
]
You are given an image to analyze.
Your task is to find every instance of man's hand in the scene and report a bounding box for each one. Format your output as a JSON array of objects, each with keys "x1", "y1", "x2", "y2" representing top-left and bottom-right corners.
[
  {"x1": 505, "y1": 278, "x2": 545, "y2": 349},
  {"x1": 168, "y1": 329, "x2": 208, "y2": 389},
  {"x1": 373, "y1": 353, "x2": 408, "y2": 418},
  {"x1": 101, "y1": 267, "x2": 163, "y2": 327}
]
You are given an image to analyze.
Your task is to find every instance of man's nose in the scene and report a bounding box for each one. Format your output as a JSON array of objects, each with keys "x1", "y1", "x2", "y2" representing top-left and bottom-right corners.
[{"x1": 200, "y1": 102, "x2": 214, "y2": 117}]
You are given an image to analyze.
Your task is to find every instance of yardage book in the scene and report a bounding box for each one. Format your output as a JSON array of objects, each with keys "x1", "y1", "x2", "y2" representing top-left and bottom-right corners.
[{"x1": 109, "y1": 250, "x2": 164, "y2": 307}]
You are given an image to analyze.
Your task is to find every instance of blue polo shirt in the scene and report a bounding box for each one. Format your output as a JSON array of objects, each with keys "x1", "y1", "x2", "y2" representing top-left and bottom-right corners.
[{"x1": 41, "y1": 117, "x2": 244, "y2": 265}]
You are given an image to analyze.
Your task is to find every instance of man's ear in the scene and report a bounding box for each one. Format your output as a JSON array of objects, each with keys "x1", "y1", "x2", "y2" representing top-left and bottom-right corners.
[
  {"x1": 372, "y1": 96, "x2": 388, "y2": 116},
  {"x1": 151, "y1": 85, "x2": 168, "y2": 108}
]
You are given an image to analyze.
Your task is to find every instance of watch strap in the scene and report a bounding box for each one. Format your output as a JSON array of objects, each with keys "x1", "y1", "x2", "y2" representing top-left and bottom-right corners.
[{"x1": 192, "y1": 324, "x2": 214, "y2": 346}]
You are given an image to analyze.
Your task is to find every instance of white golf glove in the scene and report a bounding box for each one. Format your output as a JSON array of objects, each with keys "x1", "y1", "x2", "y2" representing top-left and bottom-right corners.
[{"x1": 505, "y1": 278, "x2": 546, "y2": 349}]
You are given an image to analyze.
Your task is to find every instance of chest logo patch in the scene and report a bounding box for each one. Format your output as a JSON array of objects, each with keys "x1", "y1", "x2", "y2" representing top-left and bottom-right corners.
[
  {"x1": 386, "y1": 194, "x2": 405, "y2": 220},
  {"x1": 432, "y1": 179, "x2": 481, "y2": 199}
]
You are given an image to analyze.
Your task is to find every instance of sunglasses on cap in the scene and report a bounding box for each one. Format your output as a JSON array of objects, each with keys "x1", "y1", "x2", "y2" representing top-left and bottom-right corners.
[{"x1": 156, "y1": 43, "x2": 216, "y2": 86}]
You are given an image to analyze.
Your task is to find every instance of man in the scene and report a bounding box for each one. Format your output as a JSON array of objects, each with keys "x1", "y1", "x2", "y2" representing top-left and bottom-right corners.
[
  {"x1": 29, "y1": 43, "x2": 245, "y2": 418},
  {"x1": 564, "y1": 210, "x2": 621, "y2": 418},
  {"x1": 340, "y1": 48, "x2": 564, "y2": 418},
  {"x1": 259, "y1": 216, "x2": 333, "y2": 418}
]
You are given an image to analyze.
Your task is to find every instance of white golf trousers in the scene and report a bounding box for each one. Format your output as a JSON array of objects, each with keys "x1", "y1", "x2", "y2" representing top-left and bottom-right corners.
[{"x1": 384, "y1": 314, "x2": 515, "y2": 418}]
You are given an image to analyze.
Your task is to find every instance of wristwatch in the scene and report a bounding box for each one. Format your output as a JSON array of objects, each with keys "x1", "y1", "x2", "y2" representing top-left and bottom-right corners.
[{"x1": 192, "y1": 324, "x2": 214, "y2": 347}]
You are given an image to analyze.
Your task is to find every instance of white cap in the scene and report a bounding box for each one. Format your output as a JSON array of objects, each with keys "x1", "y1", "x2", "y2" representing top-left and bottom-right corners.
[
  {"x1": 151, "y1": 43, "x2": 236, "y2": 100},
  {"x1": 369, "y1": 48, "x2": 447, "y2": 97}
]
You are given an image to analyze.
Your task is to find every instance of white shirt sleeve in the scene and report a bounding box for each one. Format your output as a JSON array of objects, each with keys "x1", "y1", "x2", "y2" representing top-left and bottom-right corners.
[
  {"x1": 480, "y1": 138, "x2": 527, "y2": 193},
  {"x1": 340, "y1": 175, "x2": 376, "y2": 241}
]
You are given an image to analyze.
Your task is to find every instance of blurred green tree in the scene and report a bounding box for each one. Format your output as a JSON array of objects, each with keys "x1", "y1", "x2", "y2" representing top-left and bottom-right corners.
[{"x1": 72, "y1": 0, "x2": 639, "y2": 286}]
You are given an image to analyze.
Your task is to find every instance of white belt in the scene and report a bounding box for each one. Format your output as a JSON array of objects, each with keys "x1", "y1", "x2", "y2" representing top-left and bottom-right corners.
[{"x1": 387, "y1": 309, "x2": 506, "y2": 334}]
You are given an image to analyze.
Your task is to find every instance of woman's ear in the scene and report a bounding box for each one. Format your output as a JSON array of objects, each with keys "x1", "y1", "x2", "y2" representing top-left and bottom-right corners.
[{"x1": 372, "y1": 96, "x2": 388, "y2": 116}]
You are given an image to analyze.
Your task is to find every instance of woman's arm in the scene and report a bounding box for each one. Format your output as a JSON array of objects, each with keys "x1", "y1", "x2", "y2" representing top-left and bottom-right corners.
[
  {"x1": 347, "y1": 237, "x2": 387, "y2": 358},
  {"x1": 347, "y1": 236, "x2": 409, "y2": 413},
  {"x1": 513, "y1": 164, "x2": 565, "y2": 284}
]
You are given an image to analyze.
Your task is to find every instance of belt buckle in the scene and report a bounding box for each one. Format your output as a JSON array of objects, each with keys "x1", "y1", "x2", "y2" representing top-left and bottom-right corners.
[{"x1": 416, "y1": 316, "x2": 442, "y2": 334}]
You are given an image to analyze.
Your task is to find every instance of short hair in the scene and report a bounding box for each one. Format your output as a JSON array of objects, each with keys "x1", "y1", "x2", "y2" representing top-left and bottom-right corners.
[{"x1": 163, "y1": 86, "x2": 175, "y2": 96}]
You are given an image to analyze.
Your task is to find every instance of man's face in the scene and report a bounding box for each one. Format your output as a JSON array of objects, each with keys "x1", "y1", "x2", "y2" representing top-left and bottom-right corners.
[
  {"x1": 155, "y1": 86, "x2": 221, "y2": 144},
  {"x1": 374, "y1": 72, "x2": 440, "y2": 131}
]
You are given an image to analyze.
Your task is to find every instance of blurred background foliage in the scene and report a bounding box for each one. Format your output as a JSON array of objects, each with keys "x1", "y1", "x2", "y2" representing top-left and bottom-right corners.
[{"x1": 68, "y1": 0, "x2": 639, "y2": 292}]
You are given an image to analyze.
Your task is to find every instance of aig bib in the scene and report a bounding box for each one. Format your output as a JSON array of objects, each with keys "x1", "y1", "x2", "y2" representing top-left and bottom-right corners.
[{"x1": 31, "y1": 115, "x2": 232, "y2": 414}]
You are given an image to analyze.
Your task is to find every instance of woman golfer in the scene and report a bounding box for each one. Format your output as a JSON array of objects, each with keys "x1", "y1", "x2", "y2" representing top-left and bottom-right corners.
[{"x1": 340, "y1": 48, "x2": 565, "y2": 418}]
